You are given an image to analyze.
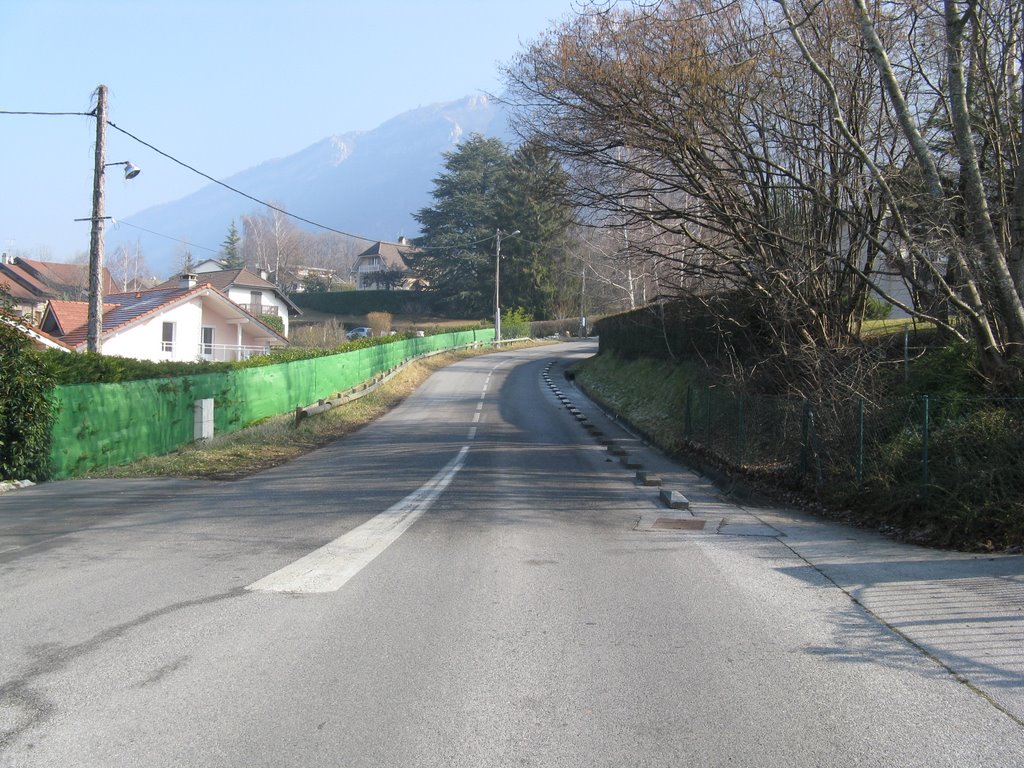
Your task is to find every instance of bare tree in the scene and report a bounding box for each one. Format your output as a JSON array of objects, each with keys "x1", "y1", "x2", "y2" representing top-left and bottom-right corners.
[
  {"x1": 778, "y1": 0, "x2": 1024, "y2": 377},
  {"x1": 109, "y1": 240, "x2": 152, "y2": 291}
]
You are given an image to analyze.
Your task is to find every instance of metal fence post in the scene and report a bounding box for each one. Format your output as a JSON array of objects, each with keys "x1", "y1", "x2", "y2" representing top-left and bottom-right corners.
[
  {"x1": 800, "y1": 399, "x2": 810, "y2": 476},
  {"x1": 737, "y1": 395, "x2": 746, "y2": 467},
  {"x1": 856, "y1": 398, "x2": 865, "y2": 487},
  {"x1": 922, "y1": 394, "x2": 930, "y2": 492},
  {"x1": 705, "y1": 385, "x2": 713, "y2": 451},
  {"x1": 904, "y1": 327, "x2": 910, "y2": 384},
  {"x1": 685, "y1": 383, "x2": 693, "y2": 439}
]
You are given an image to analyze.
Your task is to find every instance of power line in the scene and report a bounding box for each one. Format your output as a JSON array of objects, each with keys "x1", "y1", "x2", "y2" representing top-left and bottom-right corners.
[
  {"x1": 110, "y1": 118, "x2": 510, "y2": 254},
  {"x1": 5, "y1": 108, "x2": 506, "y2": 254},
  {"x1": 107, "y1": 120, "x2": 373, "y2": 241},
  {"x1": 0, "y1": 110, "x2": 91, "y2": 116},
  {"x1": 111, "y1": 220, "x2": 219, "y2": 254}
]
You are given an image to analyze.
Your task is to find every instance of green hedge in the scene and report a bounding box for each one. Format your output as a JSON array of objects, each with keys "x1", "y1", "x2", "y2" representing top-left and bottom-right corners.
[
  {"x1": 593, "y1": 297, "x2": 763, "y2": 361},
  {"x1": 292, "y1": 290, "x2": 447, "y2": 316},
  {"x1": 48, "y1": 328, "x2": 494, "y2": 479}
]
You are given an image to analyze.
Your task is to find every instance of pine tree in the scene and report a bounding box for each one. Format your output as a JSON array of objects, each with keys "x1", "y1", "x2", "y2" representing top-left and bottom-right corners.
[
  {"x1": 412, "y1": 134, "x2": 575, "y2": 318},
  {"x1": 221, "y1": 220, "x2": 244, "y2": 269}
]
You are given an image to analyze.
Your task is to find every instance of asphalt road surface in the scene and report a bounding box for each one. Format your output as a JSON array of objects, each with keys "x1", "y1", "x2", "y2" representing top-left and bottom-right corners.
[{"x1": 1, "y1": 341, "x2": 1022, "y2": 766}]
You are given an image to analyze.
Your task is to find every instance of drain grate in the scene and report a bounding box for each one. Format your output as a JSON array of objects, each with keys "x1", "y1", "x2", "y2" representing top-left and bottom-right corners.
[{"x1": 652, "y1": 518, "x2": 706, "y2": 531}]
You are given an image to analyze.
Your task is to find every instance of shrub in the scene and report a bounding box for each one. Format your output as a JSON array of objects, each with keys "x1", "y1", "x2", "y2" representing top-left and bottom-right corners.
[
  {"x1": 864, "y1": 297, "x2": 894, "y2": 321},
  {"x1": 501, "y1": 307, "x2": 533, "y2": 339},
  {"x1": 367, "y1": 311, "x2": 392, "y2": 336},
  {"x1": 0, "y1": 314, "x2": 56, "y2": 481},
  {"x1": 260, "y1": 314, "x2": 285, "y2": 334}
]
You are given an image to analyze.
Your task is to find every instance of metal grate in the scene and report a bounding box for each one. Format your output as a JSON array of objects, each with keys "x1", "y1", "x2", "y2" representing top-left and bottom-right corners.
[{"x1": 652, "y1": 518, "x2": 706, "y2": 530}]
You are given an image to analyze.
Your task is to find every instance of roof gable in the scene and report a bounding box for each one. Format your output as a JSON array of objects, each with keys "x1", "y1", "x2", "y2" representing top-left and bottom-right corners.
[
  {"x1": 353, "y1": 240, "x2": 418, "y2": 271},
  {"x1": 154, "y1": 269, "x2": 301, "y2": 315},
  {"x1": 48, "y1": 283, "x2": 289, "y2": 350}
]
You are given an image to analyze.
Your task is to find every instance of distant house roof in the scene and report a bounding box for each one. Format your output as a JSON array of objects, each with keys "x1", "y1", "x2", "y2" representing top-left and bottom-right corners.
[
  {"x1": 40, "y1": 283, "x2": 289, "y2": 351},
  {"x1": 193, "y1": 258, "x2": 229, "y2": 273},
  {"x1": 154, "y1": 268, "x2": 302, "y2": 316},
  {"x1": 0, "y1": 257, "x2": 116, "y2": 303},
  {"x1": 352, "y1": 240, "x2": 419, "y2": 272}
]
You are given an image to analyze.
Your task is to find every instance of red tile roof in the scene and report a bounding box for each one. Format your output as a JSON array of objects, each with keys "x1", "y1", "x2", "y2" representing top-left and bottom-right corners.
[{"x1": 0, "y1": 257, "x2": 116, "y2": 301}]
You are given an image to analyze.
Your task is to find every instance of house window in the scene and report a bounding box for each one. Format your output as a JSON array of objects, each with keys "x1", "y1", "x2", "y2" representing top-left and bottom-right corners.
[
  {"x1": 161, "y1": 322, "x2": 175, "y2": 353},
  {"x1": 250, "y1": 290, "x2": 263, "y2": 313},
  {"x1": 201, "y1": 326, "x2": 215, "y2": 358}
]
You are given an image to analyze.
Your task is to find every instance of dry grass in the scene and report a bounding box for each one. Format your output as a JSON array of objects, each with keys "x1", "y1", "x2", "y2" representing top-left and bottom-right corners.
[{"x1": 84, "y1": 347, "x2": 510, "y2": 481}]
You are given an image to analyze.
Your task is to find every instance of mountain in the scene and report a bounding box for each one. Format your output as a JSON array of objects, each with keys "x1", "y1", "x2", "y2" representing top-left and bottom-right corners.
[{"x1": 112, "y1": 95, "x2": 512, "y2": 278}]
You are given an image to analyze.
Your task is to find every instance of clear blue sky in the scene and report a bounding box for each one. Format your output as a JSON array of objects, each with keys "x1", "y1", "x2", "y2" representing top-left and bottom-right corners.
[{"x1": 1, "y1": 0, "x2": 580, "y2": 261}]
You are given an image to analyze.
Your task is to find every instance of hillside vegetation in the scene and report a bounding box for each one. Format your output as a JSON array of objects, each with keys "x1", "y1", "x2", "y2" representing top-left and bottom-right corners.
[{"x1": 580, "y1": 307, "x2": 1023, "y2": 551}]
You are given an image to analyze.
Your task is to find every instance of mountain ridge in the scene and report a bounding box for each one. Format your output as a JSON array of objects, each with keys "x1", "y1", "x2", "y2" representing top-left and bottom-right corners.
[{"x1": 113, "y1": 95, "x2": 511, "y2": 277}]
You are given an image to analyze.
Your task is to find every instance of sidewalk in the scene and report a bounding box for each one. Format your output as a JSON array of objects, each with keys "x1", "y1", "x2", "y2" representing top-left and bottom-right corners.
[{"x1": 548, "y1": 361, "x2": 1024, "y2": 725}]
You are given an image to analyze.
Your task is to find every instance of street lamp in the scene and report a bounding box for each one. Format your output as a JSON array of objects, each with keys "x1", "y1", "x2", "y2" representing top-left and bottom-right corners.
[
  {"x1": 494, "y1": 228, "x2": 519, "y2": 343},
  {"x1": 81, "y1": 85, "x2": 141, "y2": 353}
]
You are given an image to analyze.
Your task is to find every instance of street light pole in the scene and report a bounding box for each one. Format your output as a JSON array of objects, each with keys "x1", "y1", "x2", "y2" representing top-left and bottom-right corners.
[
  {"x1": 87, "y1": 84, "x2": 108, "y2": 354},
  {"x1": 81, "y1": 85, "x2": 140, "y2": 353}
]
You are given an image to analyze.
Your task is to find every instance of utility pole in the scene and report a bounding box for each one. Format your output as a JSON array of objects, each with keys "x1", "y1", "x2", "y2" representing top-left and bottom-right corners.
[
  {"x1": 494, "y1": 228, "x2": 503, "y2": 343},
  {"x1": 493, "y1": 228, "x2": 520, "y2": 343},
  {"x1": 87, "y1": 84, "x2": 108, "y2": 354},
  {"x1": 579, "y1": 267, "x2": 587, "y2": 337}
]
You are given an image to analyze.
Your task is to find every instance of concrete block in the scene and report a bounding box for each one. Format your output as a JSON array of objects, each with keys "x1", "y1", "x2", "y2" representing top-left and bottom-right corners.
[
  {"x1": 620, "y1": 454, "x2": 643, "y2": 469},
  {"x1": 636, "y1": 471, "x2": 663, "y2": 486},
  {"x1": 194, "y1": 398, "x2": 214, "y2": 441},
  {"x1": 659, "y1": 489, "x2": 690, "y2": 510}
]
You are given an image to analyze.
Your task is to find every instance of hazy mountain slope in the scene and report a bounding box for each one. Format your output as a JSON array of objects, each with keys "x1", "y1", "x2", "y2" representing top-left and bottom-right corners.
[{"x1": 114, "y1": 95, "x2": 511, "y2": 277}]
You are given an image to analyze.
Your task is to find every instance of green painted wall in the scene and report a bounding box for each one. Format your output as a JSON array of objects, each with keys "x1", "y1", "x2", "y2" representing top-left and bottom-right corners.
[{"x1": 49, "y1": 329, "x2": 493, "y2": 479}]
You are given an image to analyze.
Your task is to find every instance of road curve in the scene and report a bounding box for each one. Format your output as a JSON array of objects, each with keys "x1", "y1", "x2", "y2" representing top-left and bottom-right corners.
[{"x1": 1, "y1": 341, "x2": 1022, "y2": 766}]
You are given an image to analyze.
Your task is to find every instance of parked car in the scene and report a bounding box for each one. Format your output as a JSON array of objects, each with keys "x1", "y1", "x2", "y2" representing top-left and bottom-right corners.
[{"x1": 346, "y1": 326, "x2": 372, "y2": 340}]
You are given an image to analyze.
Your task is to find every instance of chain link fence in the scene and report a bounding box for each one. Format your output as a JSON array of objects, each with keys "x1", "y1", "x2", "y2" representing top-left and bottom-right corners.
[{"x1": 681, "y1": 386, "x2": 1024, "y2": 544}]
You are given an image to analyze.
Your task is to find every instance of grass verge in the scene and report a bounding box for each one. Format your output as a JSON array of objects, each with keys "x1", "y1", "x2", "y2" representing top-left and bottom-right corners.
[{"x1": 575, "y1": 352, "x2": 1023, "y2": 552}]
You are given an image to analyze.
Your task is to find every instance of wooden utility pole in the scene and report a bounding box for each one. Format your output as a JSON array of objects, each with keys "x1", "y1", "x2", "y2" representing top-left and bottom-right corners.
[{"x1": 87, "y1": 84, "x2": 107, "y2": 354}]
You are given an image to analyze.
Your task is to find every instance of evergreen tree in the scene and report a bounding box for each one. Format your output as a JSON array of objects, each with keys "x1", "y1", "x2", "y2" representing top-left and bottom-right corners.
[
  {"x1": 221, "y1": 220, "x2": 244, "y2": 269},
  {"x1": 412, "y1": 134, "x2": 575, "y2": 318},
  {"x1": 499, "y1": 139, "x2": 575, "y2": 318},
  {"x1": 412, "y1": 135, "x2": 512, "y2": 316}
]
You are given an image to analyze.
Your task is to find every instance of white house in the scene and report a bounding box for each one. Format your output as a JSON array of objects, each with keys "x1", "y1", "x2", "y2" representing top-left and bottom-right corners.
[
  {"x1": 40, "y1": 275, "x2": 288, "y2": 363},
  {"x1": 351, "y1": 238, "x2": 421, "y2": 290},
  {"x1": 154, "y1": 268, "x2": 301, "y2": 336}
]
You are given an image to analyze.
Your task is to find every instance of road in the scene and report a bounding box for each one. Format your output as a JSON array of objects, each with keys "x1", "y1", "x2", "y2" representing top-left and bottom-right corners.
[{"x1": 1, "y1": 341, "x2": 1023, "y2": 766}]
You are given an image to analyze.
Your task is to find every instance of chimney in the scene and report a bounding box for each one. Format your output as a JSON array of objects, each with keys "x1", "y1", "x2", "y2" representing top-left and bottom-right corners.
[{"x1": 180, "y1": 272, "x2": 197, "y2": 289}]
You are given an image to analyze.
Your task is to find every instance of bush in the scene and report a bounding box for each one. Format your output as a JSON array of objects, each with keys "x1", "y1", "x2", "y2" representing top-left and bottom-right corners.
[
  {"x1": 260, "y1": 314, "x2": 285, "y2": 334},
  {"x1": 1, "y1": 314, "x2": 56, "y2": 481},
  {"x1": 855, "y1": 402, "x2": 1024, "y2": 548},
  {"x1": 367, "y1": 311, "x2": 392, "y2": 336},
  {"x1": 501, "y1": 307, "x2": 533, "y2": 339},
  {"x1": 864, "y1": 297, "x2": 894, "y2": 321}
]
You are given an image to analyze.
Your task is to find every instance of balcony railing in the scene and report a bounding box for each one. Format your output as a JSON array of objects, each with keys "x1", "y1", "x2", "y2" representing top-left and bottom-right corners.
[
  {"x1": 238, "y1": 303, "x2": 279, "y2": 316},
  {"x1": 196, "y1": 343, "x2": 271, "y2": 362}
]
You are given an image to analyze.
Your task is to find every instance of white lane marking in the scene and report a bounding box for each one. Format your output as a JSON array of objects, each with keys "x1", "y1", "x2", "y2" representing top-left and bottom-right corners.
[
  {"x1": 247, "y1": 447, "x2": 470, "y2": 594},
  {"x1": 468, "y1": 426, "x2": 477, "y2": 440},
  {"x1": 475, "y1": 402, "x2": 483, "y2": 411},
  {"x1": 472, "y1": 412, "x2": 481, "y2": 423}
]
